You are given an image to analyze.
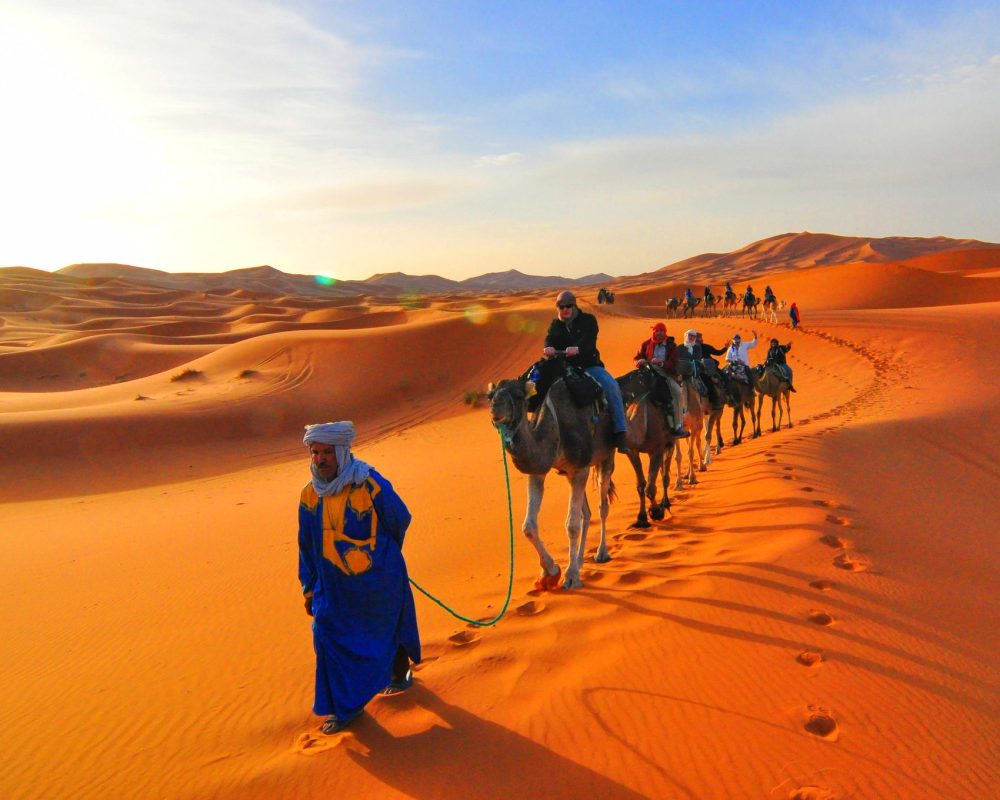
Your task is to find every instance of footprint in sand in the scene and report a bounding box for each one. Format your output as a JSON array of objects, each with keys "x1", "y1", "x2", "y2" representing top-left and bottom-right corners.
[
  {"x1": 809, "y1": 579, "x2": 835, "y2": 591},
  {"x1": 767, "y1": 457, "x2": 778, "y2": 463},
  {"x1": 819, "y1": 534, "x2": 851, "y2": 549},
  {"x1": 807, "y1": 610, "x2": 834, "y2": 626},
  {"x1": 615, "y1": 571, "x2": 646, "y2": 586},
  {"x1": 647, "y1": 548, "x2": 675, "y2": 560},
  {"x1": 782, "y1": 475, "x2": 795, "y2": 481},
  {"x1": 833, "y1": 552, "x2": 870, "y2": 572},
  {"x1": 782, "y1": 466, "x2": 794, "y2": 471},
  {"x1": 789, "y1": 786, "x2": 838, "y2": 800},
  {"x1": 581, "y1": 569, "x2": 606, "y2": 582},
  {"x1": 621, "y1": 532, "x2": 649, "y2": 541},
  {"x1": 803, "y1": 707, "x2": 840, "y2": 741},
  {"x1": 448, "y1": 630, "x2": 481, "y2": 647},
  {"x1": 293, "y1": 730, "x2": 359, "y2": 756},
  {"x1": 800, "y1": 486, "x2": 815, "y2": 492},
  {"x1": 813, "y1": 499, "x2": 837, "y2": 507},
  {"x1": 825, "y1": 514, "x2": 851, "y2": 526},
  {"x1": 515, "y1": 599, "x2": 546, "y2": 616},
  {"x1": 796, "y1": 650, "x2": 825, "y2": 668}
]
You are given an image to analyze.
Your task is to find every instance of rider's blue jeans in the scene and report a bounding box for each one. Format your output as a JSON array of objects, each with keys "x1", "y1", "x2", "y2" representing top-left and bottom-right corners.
[{"x1": 585, "y1": 366, "x2": 628, "y2": 434}]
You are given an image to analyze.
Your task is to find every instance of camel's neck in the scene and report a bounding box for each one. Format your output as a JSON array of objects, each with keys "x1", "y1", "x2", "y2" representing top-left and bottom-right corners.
[{"x1": 504, "y1": 402, "x2": 559, "y2": 473}]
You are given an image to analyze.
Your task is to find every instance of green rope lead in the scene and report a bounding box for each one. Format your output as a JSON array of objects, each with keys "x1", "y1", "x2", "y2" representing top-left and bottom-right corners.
[{"x1": 408, "y1": 425, "x2": 516, "y2": 627}]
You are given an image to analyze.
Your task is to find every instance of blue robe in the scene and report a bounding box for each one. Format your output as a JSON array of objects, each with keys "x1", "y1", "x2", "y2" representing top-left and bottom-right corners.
[{"x1": 298, "y1": 469, "x2": 421, "y2": 719}]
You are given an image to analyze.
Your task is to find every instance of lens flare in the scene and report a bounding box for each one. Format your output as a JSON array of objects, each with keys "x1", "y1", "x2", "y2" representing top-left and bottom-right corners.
[{"x1": 464, "y1": 304, "x2": 489, "y2": 325}]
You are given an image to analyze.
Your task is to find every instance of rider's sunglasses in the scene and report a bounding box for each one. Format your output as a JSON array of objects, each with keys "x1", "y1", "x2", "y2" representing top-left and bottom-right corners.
[{"x1": 557, "y1": 303, "x2": 575, "y2": 309}]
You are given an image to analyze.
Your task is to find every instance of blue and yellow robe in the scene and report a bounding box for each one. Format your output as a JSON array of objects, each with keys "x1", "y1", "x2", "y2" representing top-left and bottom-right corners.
[{"x1": 298, "y1": 470, "x2": 420, "y2": 719}]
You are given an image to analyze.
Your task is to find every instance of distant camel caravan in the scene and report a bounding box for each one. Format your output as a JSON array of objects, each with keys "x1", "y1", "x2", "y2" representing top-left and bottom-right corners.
[
  {"x1": 488, "y1": 356, "x2": 615, "y2": 590},
  {"x1": 665, "y1": 297, "x2": 681, "y2": 317},
  {"x1": 742, "y1": 291, "x2": 760, "y2": 319},
  {"x1": 597, "y1": 288, "x2": 616, "y2": 305},
  {"x1": 682, "y1": 296, "x2": 702, "y2": 319}
]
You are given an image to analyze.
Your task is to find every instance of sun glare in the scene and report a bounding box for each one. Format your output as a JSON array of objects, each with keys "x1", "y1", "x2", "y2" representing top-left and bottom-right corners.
[{"x1": 0, "y1": 20, "x2": 169, "y2": 267}]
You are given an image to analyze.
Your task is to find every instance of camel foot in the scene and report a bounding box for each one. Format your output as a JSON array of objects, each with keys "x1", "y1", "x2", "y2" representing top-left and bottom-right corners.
[
  {"x1": 593, "y1": 548, "x2": 612, "y2": 564},
  {"x1": 699, "y1": 463, "x2": 707, "y2": 472},
  {"x1": 649, "y1": 504, "x2": 665, "y2": 521},
  {"x1": 690, "y1": 475, "x2": 699, "y2": 485},
  {"x1": 533, "y1": 565, "x2": 562, "y2": 591},
  {"x1": 629, "y1": 519, "x2": 652, "y2": 529},
  {"x1": 788, "y1": 422, "x2": 794, "y2": 428},
  {"x1": 562, "y1": 573, "x2": 584, "y2": 590}
]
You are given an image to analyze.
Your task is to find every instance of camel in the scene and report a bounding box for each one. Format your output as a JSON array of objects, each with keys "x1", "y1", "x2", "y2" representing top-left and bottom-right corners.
[
  {"x1": 742, "y1": 292, "x2": 760, "y2": 319},
  {"x1": 616, "y1": 367, "x2": 678, "y2": 527},
  {"x1": 720, "y1": 366, "x2": 758, "y2": 444},
  {"x1": 672, "y1": 376, "x2": 706, "y2": 488},
  {"x1": 665, "y1": 297, "x2": 681, "y2": 317},
  {"x1": 753, "y1": 363, "x2": 793, "y2": 434},
  {"x1": 700, "y1": 368, "x2": 727, "y2": 461},
  {"x1": 682, "y1": 296, "x2": 702, "y2": 318},
  {"x1": 703, "y1": 293, "x2": 718, "y2": 317},
  {"x1": 723, "y1": 290, "x2": 738, "y2": 317},
  {"x1": 762, "y1": 295, "x2": 779, "y2": 323},
  {"x1": 488, "y1": 369, "x2": 616, "y2": 590},
  {"x1": 597, "y1": 288, "x2": 616, "y2": 305}
]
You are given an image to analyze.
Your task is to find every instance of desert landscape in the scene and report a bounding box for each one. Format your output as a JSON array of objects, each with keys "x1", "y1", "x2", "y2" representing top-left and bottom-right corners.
[{"x1": 1, "y1": 232, "x2": 998, "y2": 799}]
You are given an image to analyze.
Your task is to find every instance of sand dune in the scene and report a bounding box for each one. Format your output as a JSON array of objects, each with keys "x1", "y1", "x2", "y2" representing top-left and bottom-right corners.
[{"x1": 1, "y1": 239, "x2": 998, "y2": 799}]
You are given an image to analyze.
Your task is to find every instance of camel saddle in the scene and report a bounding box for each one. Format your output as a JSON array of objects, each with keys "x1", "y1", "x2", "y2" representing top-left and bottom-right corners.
[{"x1": 524, "y1": 358, "x2": 603, "y2": 411}]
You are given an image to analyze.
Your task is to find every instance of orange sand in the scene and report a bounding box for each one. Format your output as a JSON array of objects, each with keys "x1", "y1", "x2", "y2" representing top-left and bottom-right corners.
[{"x1": 1, "y1": 234, "x2": 997, "y2": 799}]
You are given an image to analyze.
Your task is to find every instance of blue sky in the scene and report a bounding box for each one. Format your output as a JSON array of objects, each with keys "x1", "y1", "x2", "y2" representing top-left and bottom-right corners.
[{"x1": 0, "y1": 0, "x2": 996, "y2": 279}]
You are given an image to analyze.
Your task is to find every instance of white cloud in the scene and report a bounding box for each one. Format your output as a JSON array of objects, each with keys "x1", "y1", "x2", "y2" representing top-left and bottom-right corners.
[{"x1": 476, "y1": 152, "x2": 525, "y2": 167}]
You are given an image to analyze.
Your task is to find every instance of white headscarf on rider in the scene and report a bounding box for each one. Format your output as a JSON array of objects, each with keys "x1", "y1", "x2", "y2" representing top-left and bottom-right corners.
[
  {"x1": 684, "y1": 328, "x2": 698, "y2": 353},
  {"x1": 302, "y1": 421, "x2": 372, "y2": 497}
]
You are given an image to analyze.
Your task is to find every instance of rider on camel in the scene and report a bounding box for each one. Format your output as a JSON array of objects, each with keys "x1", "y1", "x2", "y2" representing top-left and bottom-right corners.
[
  {"x1": 633, "y1": 322, "x2": 691, "y2": 438},
  {"x1": 695, "y1": 332, "x2": 727, "y2": 407},
  {"x1": 684, "y1": 287, "x2": 695, "y2": 305},
  {"x1": 725, "y1": 330, "x2": 758, "y2": 385},
  {"x1": 744, "y1": 284, "x2": 755, "y2": 304},
  {"x1": 764, "y1": 338, "x2": 796, "y2": 392}
]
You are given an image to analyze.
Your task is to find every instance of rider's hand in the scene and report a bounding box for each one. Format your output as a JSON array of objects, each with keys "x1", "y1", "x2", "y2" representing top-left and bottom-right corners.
[
  {"x1": 651, "y1": 358, "x2": 663, "y2": 366},
  {"x1": 566, "y1": 346, "x2": 580, "y2": 357},
  {"x1": 542, "y1": 346, "x2": 556, "y2": 357},
  {"x1": 635, "y1": 359, "x2": 648, "y2": 367}
]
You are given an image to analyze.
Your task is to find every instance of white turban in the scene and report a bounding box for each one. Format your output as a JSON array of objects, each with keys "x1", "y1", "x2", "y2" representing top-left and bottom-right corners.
[
  {"x1": 303, "y1": 421, "x2": 355, "y2": 447},
  {"x1": 302, "y1": 420, "x2": 371, "y2": 496}
]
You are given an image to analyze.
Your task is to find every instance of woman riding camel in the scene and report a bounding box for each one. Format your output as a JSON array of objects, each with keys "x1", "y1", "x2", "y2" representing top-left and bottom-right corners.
[
  {"x1": 633, "y1": 322, "x2": 690, "y2": 438},
  {"x1": 765, "y1": 338, "x2": 796, "y2": 392}
]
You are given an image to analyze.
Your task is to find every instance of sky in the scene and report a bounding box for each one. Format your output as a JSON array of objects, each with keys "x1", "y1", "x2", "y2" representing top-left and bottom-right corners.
[{"x1": 0, "y1": 0, "x2": 997, "y2": 280}]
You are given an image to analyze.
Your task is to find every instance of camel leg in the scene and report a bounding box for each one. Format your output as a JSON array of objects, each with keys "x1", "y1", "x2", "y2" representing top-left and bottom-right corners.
[
  {"x1": 784, "y1": 391, "x2": 793, "y2": 428},
  {"x1": 703, "y1": 421, "x2": 713, "y2": 466},
  {"x1": 562, "y1": 468, "x2": 589, "y2": 589},
  {"x1": 771, "y1": 396, "x2": 778, "y2": 432},
  {"x1": 524, "y1": 474, "x2": 561, "y2": 589},
  {"x1": 626, "y1": 450, "x2": 650, "y2": 529},
  {"x1": 647, "y1": 449, "x2": 668, "y2": 519},
  {"x1": 754, "y1": 395, "x2": 763, "y2": 437},
  {"x1": 594, "y1": 458, "x2": 613, "y2": 562},
  {"x1": 674, "y1": 441, "x2": 684, "y2": 490}
]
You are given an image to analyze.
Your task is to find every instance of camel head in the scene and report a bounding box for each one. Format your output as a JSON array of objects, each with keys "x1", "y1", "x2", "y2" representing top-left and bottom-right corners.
[
  {"x1": 617, "y1": 367, "x2": 656, "y2": 405},
  {"x1": 488, "y1": 378, "x2": 528, "y2": 428}
]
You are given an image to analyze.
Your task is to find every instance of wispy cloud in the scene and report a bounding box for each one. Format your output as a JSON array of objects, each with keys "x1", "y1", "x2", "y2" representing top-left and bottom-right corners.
[{"x1": 476, "y1": 152, "x2": 525, "y2": 167}]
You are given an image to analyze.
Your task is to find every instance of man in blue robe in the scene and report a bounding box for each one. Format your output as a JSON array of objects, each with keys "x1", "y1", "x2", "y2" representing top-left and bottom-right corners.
[{"x1": 299, "y1": 421, "x2": 421, "y2": 735}]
